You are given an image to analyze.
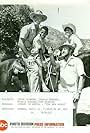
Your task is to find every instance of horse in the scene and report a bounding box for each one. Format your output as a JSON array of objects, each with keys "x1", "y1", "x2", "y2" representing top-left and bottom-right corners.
[
  {"x1": 0, "y1": 58, "x2": 29, "y2": 92},
  {"x1": 76, "y1": 51, "x2": 90, "y2": 126},
  {"x1": 78, "y1": 51, "x2": 90, "y2": 88},
  {"x1": 0, "y1": 59, "x2": 14, "y2": 91}
]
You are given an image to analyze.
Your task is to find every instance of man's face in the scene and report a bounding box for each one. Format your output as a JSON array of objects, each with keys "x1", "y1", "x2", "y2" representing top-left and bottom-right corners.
[
  {"x1": 33, "y1": 16, "x2": 42, "y2": 25},
  {"x1": 65, "y1": 28, "x2": 73, "y2": 38},
  {"x1": 40, "y1": 28, "x2": 47, "y2": 39},
  {"x1": 61, "y1": 46, "x2": 70, "y2": 57}
]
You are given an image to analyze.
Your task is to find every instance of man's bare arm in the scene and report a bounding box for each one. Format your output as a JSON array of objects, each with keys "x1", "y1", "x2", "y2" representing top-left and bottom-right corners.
[
  {"x1": 78, "y1": 75, "x2": 85, "y2": 93},
  {"x1": 73, "y1": 75, "x2": 85, "y2": 103}
]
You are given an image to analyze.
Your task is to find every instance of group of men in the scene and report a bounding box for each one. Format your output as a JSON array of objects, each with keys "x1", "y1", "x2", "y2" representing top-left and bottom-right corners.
[{"x1": 17, "y1": 10, "x2": 86, "y2": 125}]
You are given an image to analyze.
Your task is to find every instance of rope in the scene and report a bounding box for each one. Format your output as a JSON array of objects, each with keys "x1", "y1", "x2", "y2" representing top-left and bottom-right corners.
[
  {"x1": 85, "y1": 74, "x2": 90, "y2": 79},
  {"x1": 47, "y1": 63, "x2": 54, "y2": 92}
]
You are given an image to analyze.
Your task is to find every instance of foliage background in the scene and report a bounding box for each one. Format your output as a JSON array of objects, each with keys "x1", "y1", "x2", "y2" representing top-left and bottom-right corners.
[
  {"x1": 0, "y1": 5, "x2": 34, "y2": 55},
  {"x1": 0, "y1": 5, "x2": 90, "y2": 57}
]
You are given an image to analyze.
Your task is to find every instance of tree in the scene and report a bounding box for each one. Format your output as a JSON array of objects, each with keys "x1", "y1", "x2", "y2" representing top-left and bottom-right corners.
[{"x1": 0, "y1": 5, "x2": 34, "y2": 55}]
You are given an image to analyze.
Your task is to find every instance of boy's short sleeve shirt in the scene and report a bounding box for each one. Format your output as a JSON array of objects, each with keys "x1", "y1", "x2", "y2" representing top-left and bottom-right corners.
[
  {"x1": 69, "y1": 34, "x2": 83, "y2": 56},
  {"x1": 31, "y1": 34, "x2": 46, "y2": 56}
]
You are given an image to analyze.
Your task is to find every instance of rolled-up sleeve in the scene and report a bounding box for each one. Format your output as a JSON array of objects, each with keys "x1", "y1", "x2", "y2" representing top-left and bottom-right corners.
[{"x1": 20, "y1": 25, "x2": 31, "y2": 40}]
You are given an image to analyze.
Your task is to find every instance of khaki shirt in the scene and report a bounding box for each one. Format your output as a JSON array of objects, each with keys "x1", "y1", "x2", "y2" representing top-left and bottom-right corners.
[
  {"x1": 58, "y1": 56, "x2": 85, "y2": 94},
  {"x1": 18, "y1": 23, "x2": 37, "y2": 49}
]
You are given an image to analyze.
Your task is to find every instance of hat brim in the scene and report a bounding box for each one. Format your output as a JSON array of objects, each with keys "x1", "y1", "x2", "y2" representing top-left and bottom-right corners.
[
  {"x1": 59, "y1": 44, "x2": 74, "y2": 50},
  {"x1": 62, "y1": 24, "x2": 76, "y2": 34},
  {"x1": 30, "y1": 12, "x2": 47, "y2": 22}
]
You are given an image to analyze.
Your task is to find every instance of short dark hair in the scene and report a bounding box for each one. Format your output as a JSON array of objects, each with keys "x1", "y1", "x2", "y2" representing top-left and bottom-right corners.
[{"x1": 40, "y1": 26, "x2": 48, "y2": 35}]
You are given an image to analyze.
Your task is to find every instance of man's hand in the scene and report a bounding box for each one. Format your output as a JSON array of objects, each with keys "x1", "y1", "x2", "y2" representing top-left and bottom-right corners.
[
  {"x1": 48, "y1": 47, "x2": 53, "y2": 55},
  {"x1": 42, "y1": 61, "x2": 47, "y2": 71}
]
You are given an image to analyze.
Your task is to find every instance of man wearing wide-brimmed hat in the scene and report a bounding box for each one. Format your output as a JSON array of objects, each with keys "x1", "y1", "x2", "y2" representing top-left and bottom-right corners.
[
  {"x1": 18, "y1": 10, "x2": 47, "y2": 58},
  {"x1": 22, "y1": 26, "x2": 49, "y2": 92},
  {"x1": 18, "y1": 10, "x2": 47, "y2": 91},
  {"x1": 59, "y1": 43, "x2": 85, "y2": 125},
  {"x1": 62, "y1": 23, "x2": 83, "y2": 56},
  {"x1": 49, "y1": 43, "x2": 85, "y2": 125}
]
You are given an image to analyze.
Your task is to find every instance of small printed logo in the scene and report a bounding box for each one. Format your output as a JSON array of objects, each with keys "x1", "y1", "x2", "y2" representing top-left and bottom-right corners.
[{"x1": 0, "y1": 120, "x2": 8, "y2": 131}]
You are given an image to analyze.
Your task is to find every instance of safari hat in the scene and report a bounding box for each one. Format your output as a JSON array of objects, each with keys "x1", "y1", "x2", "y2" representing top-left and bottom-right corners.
[
  {"x1": 30, "y1": 10, "x2": 47, "y2": 22},
  {"x1": 59, "y1": 43, "x2": 76, "y2": 50},
  {"x1": 62, "y1": 23, "x2": 76, "y2": 34}
]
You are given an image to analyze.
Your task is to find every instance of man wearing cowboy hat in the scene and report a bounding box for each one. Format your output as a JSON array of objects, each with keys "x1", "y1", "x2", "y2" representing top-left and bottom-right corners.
[
  {"x1": 22, "y1": 26, "x2": 49, "y2": 92},
  {"x1": 49, "y1": 43, "x2": 85, "y2": 125},
  {"x1": 62, "y1": 23, "x2": 83, "y2": 56},
  {"x1": 18, "y1": 10, "x2": 47, "y2": 58}
]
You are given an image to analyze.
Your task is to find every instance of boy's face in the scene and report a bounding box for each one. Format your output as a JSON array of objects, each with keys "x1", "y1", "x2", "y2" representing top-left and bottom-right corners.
[
  {"x1": 65, "y1": 28, "x2": 73, "y2": 38},
  {"x1": 40, "y1": 28, "x2": 47, "y2": 39}
]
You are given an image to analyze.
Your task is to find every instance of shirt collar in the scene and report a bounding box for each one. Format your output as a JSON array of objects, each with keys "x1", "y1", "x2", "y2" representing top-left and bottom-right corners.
[
  {"x1": 67, "y1": 55, "x2": 74, "y2": 61},
  {"x1": 30, "y1": 23, "x2": 40, "y2": 30},
  {"x1": 63, "y1": 55, "x2": 74, "y2": 63}
]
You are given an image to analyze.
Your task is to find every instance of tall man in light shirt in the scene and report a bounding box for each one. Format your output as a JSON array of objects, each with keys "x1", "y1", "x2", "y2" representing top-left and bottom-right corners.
[
  {"x1": 17, "y1": 10, "x2": 47, "y2": 91},
  {"x1": 22, "y1": 26, "x2": 49, "y2": 92},
  {"x1": 18, "y1": 10, "x2": 47, "y2": 58}
]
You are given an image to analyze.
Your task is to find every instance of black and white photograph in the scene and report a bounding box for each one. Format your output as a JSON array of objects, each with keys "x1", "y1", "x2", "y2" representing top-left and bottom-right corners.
[{"x1": 0, "y1": 2, "x2": 90, "y2": 128}]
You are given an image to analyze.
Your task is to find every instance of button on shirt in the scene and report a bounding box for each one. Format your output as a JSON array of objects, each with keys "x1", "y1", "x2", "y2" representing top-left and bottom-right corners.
[{"x1": 58, "y1": 56, "x2": 85, "y2": 94}]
